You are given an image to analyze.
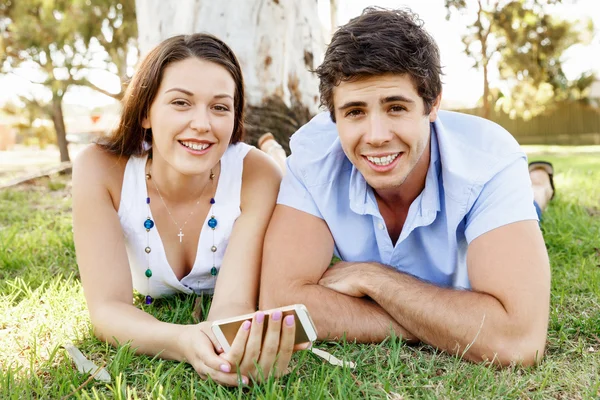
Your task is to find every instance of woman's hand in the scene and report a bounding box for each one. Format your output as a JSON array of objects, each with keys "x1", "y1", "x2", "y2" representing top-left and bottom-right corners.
[
  {"x1": 221, "y1": 310, "x2": 297, "y2": 383},
  {"x1": 177, "y1": 322, "x2": 250, "y2": 386}
]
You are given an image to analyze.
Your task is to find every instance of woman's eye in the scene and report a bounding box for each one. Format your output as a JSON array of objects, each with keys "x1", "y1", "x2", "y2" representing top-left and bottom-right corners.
[
  {"x1": 213, "y1": 105, "x2": 230, "y2": 112},
  {"x1": 171, "y1": 100, "x2": 189, "y2": 107}
]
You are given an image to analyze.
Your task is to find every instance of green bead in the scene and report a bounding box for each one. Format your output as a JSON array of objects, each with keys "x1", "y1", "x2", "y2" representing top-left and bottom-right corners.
[
  {"x1": 145, "y1": 246, "x2": 151, "y2": 253},
  {"x1": 145, "y1": 269, "x2": 152, "y2": 278},
  {"x1": 210, "y1": 266, "x2": 218, "y2": 276}
]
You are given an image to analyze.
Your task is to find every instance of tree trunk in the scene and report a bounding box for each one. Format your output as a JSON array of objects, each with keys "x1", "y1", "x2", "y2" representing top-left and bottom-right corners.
[
  {"x1": 330, "y1": 0, "x2": 339, "y2": 32},
  {"x1": 51, "y1": 94, "x2": 70, "y2": 162},
  {"x1": 482, "y1": 60, "x2": 490, "y2": 120},
  {"x1": 477, "y1": 0, "x2": 491, "y2": 120},
  {"x1": 135, "y1": 0, "x2": 324, "y2": 154}
]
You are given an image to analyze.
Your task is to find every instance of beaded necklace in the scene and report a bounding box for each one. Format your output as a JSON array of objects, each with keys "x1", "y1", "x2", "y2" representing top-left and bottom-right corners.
[{"x1": 142, "y1": 164, "x2": 219, "y2": 305}]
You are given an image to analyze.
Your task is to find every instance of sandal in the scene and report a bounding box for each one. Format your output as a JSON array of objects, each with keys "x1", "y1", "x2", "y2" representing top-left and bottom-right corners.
[{"x1": 528, "y1": 161, "x2": 555, "y2": 199}]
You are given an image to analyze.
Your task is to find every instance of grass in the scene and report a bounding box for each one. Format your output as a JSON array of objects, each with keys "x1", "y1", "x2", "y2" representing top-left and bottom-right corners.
[{"x1": 1, "y1": 147, "x2": 599, "y2": 399}]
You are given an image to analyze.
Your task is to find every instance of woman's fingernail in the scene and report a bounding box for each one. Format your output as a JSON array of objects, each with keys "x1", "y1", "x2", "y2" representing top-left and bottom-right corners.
[
  {"x1": 284, "y1": 315, "x2": 295, "y2": 326},
  {"x1": 220, "y1": 364, "x2": 231, "y2": 373},
  {"x1": 242, "y1": 320, "x2": 251, "y2": 330},
  {"x1": 242, "y1": 376, "x2": 249, "y2": 385},
  {"x1": 256, "y1": 312, "x2": 265, "y2": 324},
  {"x1": 272, "y1": 311, "x2": 282, "y2": 321}
]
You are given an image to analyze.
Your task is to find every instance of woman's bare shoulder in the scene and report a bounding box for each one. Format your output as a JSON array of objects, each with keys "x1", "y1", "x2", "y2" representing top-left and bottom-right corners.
[
  {"x1": 242, "y1": 148, "x2": 282, "y2": 185},
  {"x1": 240, "y1": 148, "x2": 283, "y2": 209},
  {"x1": 72, "y1": 144, "x2": 129, "y2": 208}
]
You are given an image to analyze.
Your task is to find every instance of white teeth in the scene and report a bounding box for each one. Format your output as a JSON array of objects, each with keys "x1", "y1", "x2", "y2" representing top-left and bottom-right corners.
[
  {"x1": 180, "y1": 141, "x2": 210, "y2": 151},
  {"x1": 366, "y1": 153, "x2": 400, "y2": 166}
]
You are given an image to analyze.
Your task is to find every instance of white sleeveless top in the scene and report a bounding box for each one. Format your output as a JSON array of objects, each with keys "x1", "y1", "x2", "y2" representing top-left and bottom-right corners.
[{"x1": 118, "y1": 142, "x2": 253, "y2": 298}]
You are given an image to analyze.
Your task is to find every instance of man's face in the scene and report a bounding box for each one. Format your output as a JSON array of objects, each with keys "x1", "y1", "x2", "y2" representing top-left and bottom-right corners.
[{"x1": 333, "y1": 74, "x2": 440, "y2": 192}]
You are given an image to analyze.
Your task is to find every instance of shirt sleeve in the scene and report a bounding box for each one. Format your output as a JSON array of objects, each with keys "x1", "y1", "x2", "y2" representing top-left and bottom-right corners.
[
  {"x1": 276, "y1": 154, "x2": 324, "y2": 219},
  {"x1": 464, "y1": 156, "x2": 539, "y2": 244}
]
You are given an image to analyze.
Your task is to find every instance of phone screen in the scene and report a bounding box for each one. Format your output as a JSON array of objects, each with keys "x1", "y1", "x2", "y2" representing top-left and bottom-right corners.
[{"x1": 215, "y1": 308, "x2": 313, "y2": 347}]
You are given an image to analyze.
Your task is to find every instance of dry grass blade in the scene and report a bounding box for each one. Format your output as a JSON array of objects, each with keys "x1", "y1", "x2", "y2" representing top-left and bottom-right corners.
[
  {"x1": 61, "y1": 360, "x2": 108, "y2": 400},
  {"x1": 63, "y1": 343, "x2": 111, "y2": 383}
]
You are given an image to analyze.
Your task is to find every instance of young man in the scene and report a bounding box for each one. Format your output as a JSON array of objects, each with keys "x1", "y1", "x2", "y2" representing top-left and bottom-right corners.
[{"x1": 260, "y1": 8, "x2": 551, "y2": 366}]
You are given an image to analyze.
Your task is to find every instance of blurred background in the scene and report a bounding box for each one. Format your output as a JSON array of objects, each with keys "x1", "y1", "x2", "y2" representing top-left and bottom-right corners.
[{"x1": 1, "y1": 0, "x2": 599, "y2": 186}]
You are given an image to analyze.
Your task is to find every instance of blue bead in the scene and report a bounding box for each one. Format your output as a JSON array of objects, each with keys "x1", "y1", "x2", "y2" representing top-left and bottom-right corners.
[
  {"x1": 210, "y1": 266, "x2": 218, "y2": 276},
  {"x1": 146, "y1": 197, "x2": 150, "y2": 204},
  {"x1": 144, "y1": 218, "x2": 154, "y2": 229},
  {"x1": 208, "y1": 217, "x2": 217, "y2": 229},
  {"x1": 210, "y1": 198, "x2": 215, "y2": 204},
  {"x1": 145, "y1": 295, "x2": 153, "y2": 305}
]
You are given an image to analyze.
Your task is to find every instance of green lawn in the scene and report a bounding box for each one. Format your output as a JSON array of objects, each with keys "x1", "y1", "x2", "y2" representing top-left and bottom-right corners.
[{"x1": 1, "y1": 148, "x2": 599, "y2": 399}]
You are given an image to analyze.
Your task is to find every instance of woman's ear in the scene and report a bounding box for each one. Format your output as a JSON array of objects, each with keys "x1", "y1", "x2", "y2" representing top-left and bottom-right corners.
[{"x1": 142, "y1": 116, "x2": 151, "y2": 129}]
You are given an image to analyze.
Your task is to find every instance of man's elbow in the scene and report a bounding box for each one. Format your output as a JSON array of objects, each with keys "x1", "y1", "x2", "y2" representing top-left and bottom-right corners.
[
  {"x1": 488, "y1": 333, "x2": 547, "y2": 367},
  {"x1": 258, "y1": 288, "x2": 282, "y2": 310},
  {"x1": 259, "y1": 280, "x2": 306, "y2": 310}
]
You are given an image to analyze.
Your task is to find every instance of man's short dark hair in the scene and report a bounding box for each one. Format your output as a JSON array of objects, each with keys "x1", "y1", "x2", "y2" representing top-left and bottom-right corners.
[{"x1": 316, "y1": 7, "x2": 443, "y2": 121}]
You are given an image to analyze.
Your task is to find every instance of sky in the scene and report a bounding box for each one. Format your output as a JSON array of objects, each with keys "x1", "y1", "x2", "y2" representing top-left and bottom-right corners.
[{"x1": 1, "y1": 0, "x2": 599, "y2": 112}]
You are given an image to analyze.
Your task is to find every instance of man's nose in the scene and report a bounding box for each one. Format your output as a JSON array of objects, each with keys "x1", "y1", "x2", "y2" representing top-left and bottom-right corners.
[{"x1": 365, "y1": 113, "x2": 393, "y2": 146}]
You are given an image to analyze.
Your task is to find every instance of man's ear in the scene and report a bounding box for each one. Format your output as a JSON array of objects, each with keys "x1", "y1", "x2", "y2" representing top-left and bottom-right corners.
[{"x1": 428, "y1": 93, "x2": 442, "y2": 122}]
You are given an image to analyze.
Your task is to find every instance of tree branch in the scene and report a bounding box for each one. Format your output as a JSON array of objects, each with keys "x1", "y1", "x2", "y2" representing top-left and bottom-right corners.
[{"x1": 71, "y1": 77, "x2": 123, "y2": 100}]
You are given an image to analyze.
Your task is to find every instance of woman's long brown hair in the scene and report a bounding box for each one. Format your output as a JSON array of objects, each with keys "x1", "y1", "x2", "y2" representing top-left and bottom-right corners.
[{"x1": 99, "y1": 33, "x2": 245, "y2": 157}]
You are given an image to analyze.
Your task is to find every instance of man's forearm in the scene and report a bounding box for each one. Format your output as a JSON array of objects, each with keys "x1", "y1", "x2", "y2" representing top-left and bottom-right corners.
[
  {"x1": 362, "y1": 264, "x2": 546, "y2": 365},
  {"x1": 262, "y1": 282, "x2": 416, "y2": 343}
]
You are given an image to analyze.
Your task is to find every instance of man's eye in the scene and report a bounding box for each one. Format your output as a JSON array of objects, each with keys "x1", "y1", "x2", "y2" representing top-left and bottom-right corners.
[
  {"x1": 346, "y1": 109, "x2": 364, "y2": 117},
  {"x1": 390, "y1": 105, "x2": 406, "y2": 112}
]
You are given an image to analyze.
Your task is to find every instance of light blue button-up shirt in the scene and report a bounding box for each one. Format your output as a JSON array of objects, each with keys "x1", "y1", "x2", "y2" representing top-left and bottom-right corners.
[{"x1": 277, "y1": 110, "x2": 538, "y2": 289}]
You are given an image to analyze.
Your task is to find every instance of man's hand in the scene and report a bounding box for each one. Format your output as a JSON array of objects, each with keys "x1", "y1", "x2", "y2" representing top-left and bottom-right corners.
[{"x1": 318, "y1": 261, "x2": 371, "y2": 297}]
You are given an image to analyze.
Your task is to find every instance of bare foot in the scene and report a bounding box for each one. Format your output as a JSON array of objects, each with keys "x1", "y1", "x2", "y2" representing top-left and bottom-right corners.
[
  {"x1": 530, "y1": 168, "x2": 553, "y2": 212},
  {"x1": 258, "y1": 132, "x2": 287, "y2": 175}
]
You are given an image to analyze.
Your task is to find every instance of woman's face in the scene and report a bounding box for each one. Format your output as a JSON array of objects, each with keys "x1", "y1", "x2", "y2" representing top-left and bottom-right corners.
[{"x1": 142, "y1": 57, "x2": 236, "y2": 176}]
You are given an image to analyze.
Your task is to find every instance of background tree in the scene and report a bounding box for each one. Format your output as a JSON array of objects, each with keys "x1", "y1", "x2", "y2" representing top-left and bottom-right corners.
[
  {"x1": 445, "y1": 0, "x2": 496, "y2": 119},
  {"x1": 444, "y1": 0, "x2": 591, "y2": 119},
  {"x1": 0, "y1": 0, "x2": 137, "y2": 162},
  {"x1": 2, "y1": 96, "x2": 55, "y2": 148},
  {"x1": 493, "y1": 2, "x2": 593, "y2": 118},
  {"x1": 330, "y1": 0, "x2": 339, "y2": 33},
  {"x1": 135, "y1": 0, "x2": 324, "y2": 153}
]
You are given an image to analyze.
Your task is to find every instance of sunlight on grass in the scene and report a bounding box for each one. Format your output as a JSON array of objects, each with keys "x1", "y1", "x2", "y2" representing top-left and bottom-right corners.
[
  {"x1": 0, "y1": 153, "x2": 599, "y2": 399},
  {"x1": 522, "y1": 144, "x2": 600, "y2": 155}
]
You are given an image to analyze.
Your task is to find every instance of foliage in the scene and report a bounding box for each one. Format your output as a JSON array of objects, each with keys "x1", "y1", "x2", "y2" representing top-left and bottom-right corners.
[
  {"x1": 2, "y1": 97, "x2": 56, "y2": 148},
  {"x1": 0, "y1": 149, "x2": 599, "y2": 398},
  {"x1": 444, "y1": 0, "x2": 593, "y2": 120},
  {"x1": 0, "y1": 0, "x2": 137, "y2": 161}
]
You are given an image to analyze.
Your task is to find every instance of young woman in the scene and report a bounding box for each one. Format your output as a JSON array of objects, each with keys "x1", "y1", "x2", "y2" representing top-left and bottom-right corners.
[{"x1": 72, "y1": 33, "x2": 297, "y2": 386}]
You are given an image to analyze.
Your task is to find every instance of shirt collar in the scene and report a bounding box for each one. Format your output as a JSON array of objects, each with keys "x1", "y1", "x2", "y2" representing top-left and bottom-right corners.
[
  {"x1": 420, "y1": 123, "x2": 441, "y2": 216},
  {"x1": 348, "y1": 123, "x2": 442, "y2": 218}
]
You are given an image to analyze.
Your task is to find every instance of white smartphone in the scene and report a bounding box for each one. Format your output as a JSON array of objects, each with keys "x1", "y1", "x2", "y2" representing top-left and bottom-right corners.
[{"x1": 211, "y1": 304, "x2": 318, "y2": 352}]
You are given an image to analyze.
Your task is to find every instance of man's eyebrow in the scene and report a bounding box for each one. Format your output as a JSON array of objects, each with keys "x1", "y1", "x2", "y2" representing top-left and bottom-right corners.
[
  {"x1": 381, "y1": 95, "x2": 415, "y2": 104},
  {"x1": 165, "y1": 88, "x2": 194, "y2": 96},
  {"x1": 337, "y1": 101, "x2": 367, "y2": 111}
]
